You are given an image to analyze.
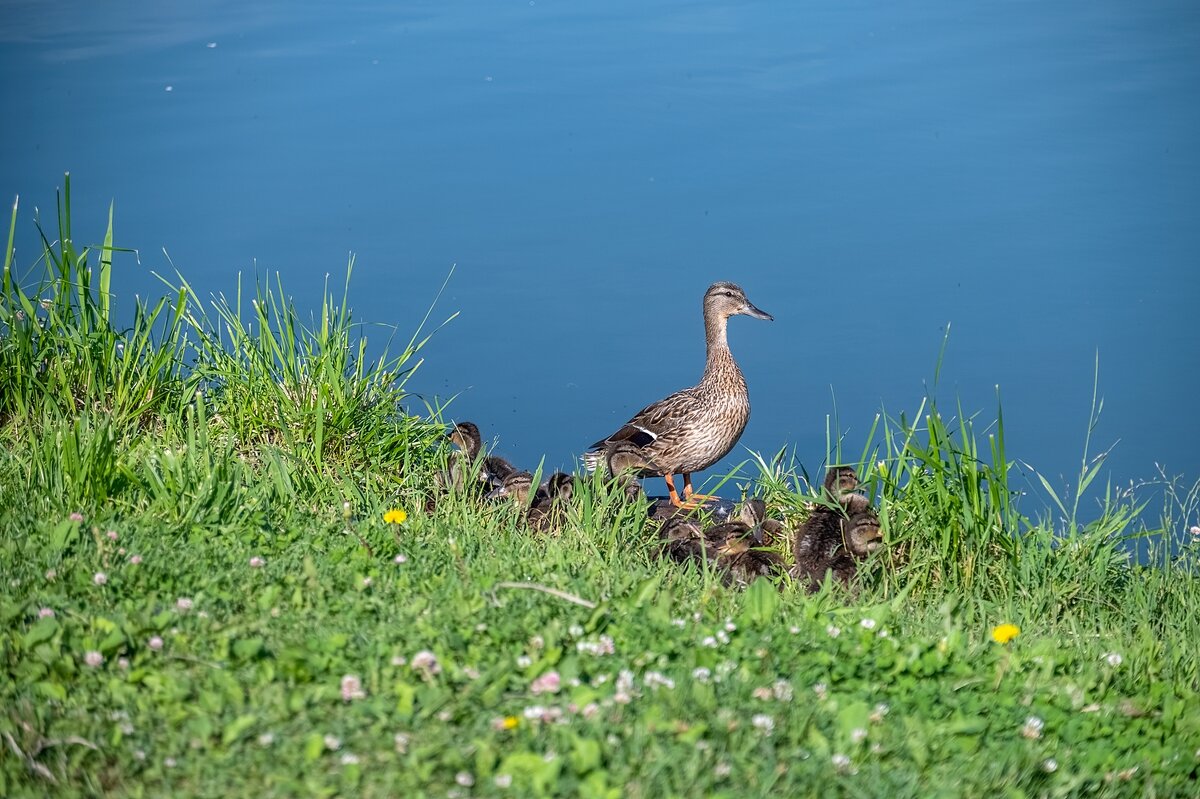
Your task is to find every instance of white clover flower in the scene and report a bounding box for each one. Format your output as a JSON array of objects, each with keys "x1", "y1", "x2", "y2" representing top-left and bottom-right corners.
[
  {"x1": 1021, "y1": 716, "x2": 1044, "y2": 740},
  {"x1": 84, "y1": 650, "x2": 104, "y2": 668},
  {"x1": 1043, "y1": 758, "x2": 1058, "y2": 773},
  {"x1": 772, "y1": 680, "x2": 794, "y2": 702},
  {"x1": 850, "y1": 727, "x2": 868, "y2": 744},
  {"x1": 826, "y1": 624, "x2": 842, "y2": 638},
  {"x1": 643, "y1": 671, "x2": 675, "y2": 690},
  {"x1": 1104, "y1": 652, "x2": 1123, "y2": 667},
  {"x1": 93, "y1": 572, "x2": 108, "y2": 586},
  {"x1": 831, "y1": 753, "x2": 852, "y2": 772},
  {"x1": 324, "y1": 734, "x2": 341, "y2": 751},
  {"x1": 176, "y1": 597, "x2": 194, "y2": 612},
  {"x1": 411, "y1": 650, "x2": 441, "y2": 675},
  {"x1": 394, "y1": 733, "x2": 410, "y2": 753},
  {"x1": 870, "y1": 703, "x2": 890, "y2": 723},
  {"x1": 455, "y1": 772, "x2": 474, "y2": 787},
  {"x1": 813, "y1": 682, "x2": 829, "y2": 701},
  {"x1": 860, "y1": 618, "x2": 876, "y2": 630},
  {"x1": 340, "y1": 753, "x2": 360, "y2": 765},
  {"x1": 752, "y1": 714, "x2": 775, "y2": 734},
  {"x1": 692, "y1": 667, "x2": 712, "y2": 683},
  {"x1": 516, "y1": 655, "x2": 532, "y2": 668},
  {"x1": 494, "y1": 774, "x2": 513, "y2": 788}
]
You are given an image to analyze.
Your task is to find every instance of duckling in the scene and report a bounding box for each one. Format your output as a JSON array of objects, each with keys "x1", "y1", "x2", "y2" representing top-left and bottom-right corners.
[
  {"x1": 446, "y1": 421, "x2": 519, "y2": 494},
  {"x1": 705, "y1": 498, "x2": 787, "y2": 587},
  {"x1": 604, "y1": 441, "x2": 659, "y2": 504},
  {"x1": 583, "y1": 282, "x2": 773, "y2": 508},
  {"x1": 657, "y1": 515, "x2": 717, "y2": 566},
  {"x1": 486, "y1": 470, "x2": 535, "y2": 506},
  {"x1": 790, "y1": 466, "x2": 882, "y2": 592},
  {"x1": 528, "y1": 471, "x2": 576, "y2": 533}
]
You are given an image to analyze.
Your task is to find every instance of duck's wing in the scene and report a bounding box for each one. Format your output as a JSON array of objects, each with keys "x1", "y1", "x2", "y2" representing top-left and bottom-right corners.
[{"x1": 589, "y1": 387, "x2": 705, "y2": 450}]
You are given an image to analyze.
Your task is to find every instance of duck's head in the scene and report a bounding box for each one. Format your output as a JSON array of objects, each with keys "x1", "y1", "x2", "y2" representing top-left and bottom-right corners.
[
  {"x1": 546, "y1": 472, "x2": 575, "y2": 502},
  {"x1": 704, "y1": 282, "x2": 773, "y2": 322},
  {"x1": 487, "y1": 471, "x2": 534, "y2": 504},
  {"x1": 449, "y1": 421, "x2": 483, "y2": 458},
  {"x1": 606, "y1": 441, "x2": 660, "y2": 476}
]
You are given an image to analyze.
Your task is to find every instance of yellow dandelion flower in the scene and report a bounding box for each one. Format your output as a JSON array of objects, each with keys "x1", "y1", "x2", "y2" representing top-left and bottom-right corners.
[
  {"x1": 383, "y1": 508, "x2": 408, "y2": 524},
  {"x1": 502, "y1": 716, "x2": 519, "y2": 730},
  {"x1": 991, "y1": 623, "x2": 1020, "y2": 644}
]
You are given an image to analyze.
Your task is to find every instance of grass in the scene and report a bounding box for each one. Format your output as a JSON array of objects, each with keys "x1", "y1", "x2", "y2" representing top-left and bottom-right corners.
[{"x1": 2, "y1": 178, "x2": 1199, "y2": 797}]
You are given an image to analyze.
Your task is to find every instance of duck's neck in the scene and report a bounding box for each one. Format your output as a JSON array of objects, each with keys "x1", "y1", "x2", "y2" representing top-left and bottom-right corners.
[{"x1": 702, "y1": 313, "x2": 737, "y2": 381}]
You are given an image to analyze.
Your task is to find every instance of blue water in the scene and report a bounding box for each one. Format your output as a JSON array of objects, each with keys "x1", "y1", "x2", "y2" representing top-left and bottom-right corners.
[{"x1": 3, "y1": 1, "x2": 1198, "y2": 517}]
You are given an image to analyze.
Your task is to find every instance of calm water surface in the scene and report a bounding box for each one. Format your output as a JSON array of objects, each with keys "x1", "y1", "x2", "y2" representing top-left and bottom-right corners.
[{"x1": 2, "y1": 1, "x2": 1198, "y2": 513}]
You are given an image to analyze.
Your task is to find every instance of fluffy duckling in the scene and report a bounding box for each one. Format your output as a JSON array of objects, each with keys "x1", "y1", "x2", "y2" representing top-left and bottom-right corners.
[
  {"x1": 528, "y1": 471, "x2": 576, "y2": 533},
  {"x1": 446, "y1": 421, "x2": 518, "y2": 494},
  {"x1": 486, "y1": 470, "x2": 535, "y2": 506},
  {"x1": 658, "y1": 515, "x2": 716, "y2": 566},
  {"x1": 790, "y1": 466, "x2": 882, "y2": 592},
  {"x1": 706, "y1": 498, "x2": 787, "y2": 587},
  {"x1": 605, "y1": 441, "x2": 659, "y2": 503}
]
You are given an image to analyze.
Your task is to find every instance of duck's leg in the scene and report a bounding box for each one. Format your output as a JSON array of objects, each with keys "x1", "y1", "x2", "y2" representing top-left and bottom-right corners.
[
  {"x1": 664, "y1": 474, "x2": 685, "y2": 506},
  {"x1": 679, "y1": 473, "x2": 718, "y2": 508}
]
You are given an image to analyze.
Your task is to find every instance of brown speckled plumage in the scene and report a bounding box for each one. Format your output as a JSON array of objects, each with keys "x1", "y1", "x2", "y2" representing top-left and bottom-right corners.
[{"x1": 584, "y1": 282, "x2": 773, "y2": 507}]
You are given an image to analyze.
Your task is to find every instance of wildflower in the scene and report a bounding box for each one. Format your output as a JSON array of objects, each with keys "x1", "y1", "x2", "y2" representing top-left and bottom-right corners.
[
  {"x1": 249, "y1": 556, "x2": 265, "y2": 568},
  {"x1": 340, "y1": 752, "x2": 360, "y2": 765},
  {"x1": 523, "y1": 705, "x2": 547, "y2": 721},
  {"x1": 643, "y1": 671, "x2": 675, "y2": 690},
  {"x1": 164, "y1": 757, "x2": 177, "y2": 768},
  {"x1": 106, "y1": 530, "x2": 118, "y2": 541},
  {"x1": 753, "y1": 686, "x2": 772, "y2": 700},
  {"x1": 516, "y1": 655, "x2": 532, "y2": 668},
  {"x1": 84, "y1": 650, "x2": 104, "y2": 668},
  {"x1": 827, "y1": 624, "x2": 842, "y2": 638},
  {"x1": 1021, "y1": 716, "x2": 1044, "y2": 739},
  {"x1": 176, "y1": 597, "x2": 194, "y2": 612},
  {"x1": 118, "y1": 657, "x2": 130, "y2": 670},
  {"x1": 37, "y1": 607, "x2": 55, "y2": 619},
  {"x1": 752, "y1": 714, "x2": 775, "y2": 734},
  {"x1": 702, "y1": 636, "x2": 719, "y2": 648},
  {"x1": 530, "y1": 671, "x2": 561, "y2": 695},
  {"x1": 992, "y1": 623, "x2": 1020, "y2": 644},
  {"x1": 492, "y1": 716, "x2": 520, "y2": 731},
  {"x1": 361, "y1": 577, "x2": 372, "y2": 588},
  {"x1": 93, "y1": 572, "x2": 108, "y2": 586},
  {"x1": 1190, "y1": 525, "x2": 1200, "y2": 538},
  {"x1": 692, "y1": 667, "x2": 712, "y2": 683},
  {"x1": 45, "y1": 569, "x2": 57, "y2": 581},
  {"x1": 850, "y1": 727, "x2": 868, "y2": 744},
  {"x1": 582, "y1": 703, "x2": 599, "y2": 719},
  {"x1": 831, "y1": 753, "x2": 853, "y2": 773},
  {"x1": 772, "y1": 680, "x2": 794, "y2": 701},
  {"x1": 789, "y1": 625, "x2": 801, "y2": 635},
  {"x1": 148, "y1": 636, "x2": 164, "y2": 651},
  {"x1": 529, "y1": 635, "x2": 545, "y2": 650},
  {"x1": 383, "y1": 508, "x2": 408, "y2": 524},
  {"x1": 859, "y1": 618, "x2": 876, "y2": 630},
  {"x1": 391, "y1": 655, "x2": 407, "y2": 666},
  {"x1": 455, "y1": 772, "x2": 474, "y2": 787},
  {"x1": 463, "y1": 666, "x2": 480, "y2": 680},
  {"x1": 324, "y1": 734, "x2": 341, "y2": 751},
  {"x1": 69, "y1": 512, "x2": 84, "y2": 522},
  {"x1": 714, "y1": 762, "x2": 732, "y2": 778},
  {"x1": 257, "y1": 732, "x2": 275, "y2": 746},
  {"x1": 393, "y1": 553, "x2": 408, "y2": 564},
  {"x1": 411, "y1": 650, "x2": 441, "y2": 675},
  {"x1": 1103, "y1": 652, "x2": 1123, "y2": 667},
  {"x1": 341, "y1": 674, "x2": 366, "y2": 701},
  {"x1": 870, "y1": 703, "x2": 890, "y2": 723},
  {"x1": 494, "y1": 774, "x2": 513, "y2": 788},
  {"x1": 568, "y1": 624, "x2": 584, "y2": 637},
  {"x1": 1043, "y1": 758, "x2": 1058, "y2": 773},
  {"x1": 394, "y1": 733, "x2": 410, "y2": 753},
  {"x1": 813, "y1": 682, "x2": 829, "y2": 701},
  {"x1": 130, "y1": 555, "x2": 142, "y2": 565}
]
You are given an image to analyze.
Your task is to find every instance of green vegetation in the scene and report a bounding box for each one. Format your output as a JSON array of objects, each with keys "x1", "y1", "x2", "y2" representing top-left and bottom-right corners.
[{"x1": 2, "y1": 179, "x2": 1198, "y2": 797}]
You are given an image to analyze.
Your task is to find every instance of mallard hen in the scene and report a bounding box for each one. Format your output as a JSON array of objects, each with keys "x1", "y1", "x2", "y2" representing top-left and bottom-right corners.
[{"x1": 583, "y1": 282, "x2": 773, "y2": 508}]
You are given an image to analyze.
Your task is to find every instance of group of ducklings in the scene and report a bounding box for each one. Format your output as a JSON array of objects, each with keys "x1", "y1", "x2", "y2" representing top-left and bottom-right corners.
[{"x1": 436, "y1": 421, "x2": 883, "y2": 592}]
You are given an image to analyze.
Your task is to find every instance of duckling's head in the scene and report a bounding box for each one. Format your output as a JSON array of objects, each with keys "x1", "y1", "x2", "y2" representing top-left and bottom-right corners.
[
  {"x1": 704, "y1": 282, "x2": 773, "y2": 322},
  {"x1": 449, "y1": 421, "x2": 483, "y2": 458},
  {"x1": 737, "y1": 497, "x2": 768, "y2": 526},
  {"x1": 606, "y1": 441, "x2": 660, "y2": 476},
  {"x1": 487, "y1": 471, "x2": 534, "y2": 504},
  {"x1": 842, "y1": 493, "x2": 883, "y2": 556},
  {"x1": 545, "y1": 471, "x2": 576, "y2": 503}
]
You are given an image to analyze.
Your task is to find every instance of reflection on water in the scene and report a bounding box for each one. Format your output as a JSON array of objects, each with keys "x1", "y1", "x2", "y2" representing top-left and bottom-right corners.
[{"x1": 1, "y1": 0, "x2": 1198, "y2": 514}]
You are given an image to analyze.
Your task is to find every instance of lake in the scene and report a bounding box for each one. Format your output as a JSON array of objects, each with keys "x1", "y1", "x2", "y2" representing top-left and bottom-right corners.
[{"x1": 2, "y1": 0, "x2": 1198, "y2": 518}]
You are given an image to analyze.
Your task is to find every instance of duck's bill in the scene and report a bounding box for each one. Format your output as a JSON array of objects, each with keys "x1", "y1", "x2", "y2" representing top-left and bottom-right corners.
[
  {"x1": 743, "y1": 302, "x2": 773, "y2": 321},
  {"x1": 485, "y1": 485, "x2": 510, "y2": 500}
]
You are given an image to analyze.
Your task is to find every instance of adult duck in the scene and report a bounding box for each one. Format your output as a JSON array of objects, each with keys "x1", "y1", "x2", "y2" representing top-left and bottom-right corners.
[{"x1": 584, "y1": 282, "x2": 773, "y2": 508}]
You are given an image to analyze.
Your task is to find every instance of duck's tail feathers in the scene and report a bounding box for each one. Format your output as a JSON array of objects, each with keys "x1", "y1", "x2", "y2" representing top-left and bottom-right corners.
[{"x1": 581, "y1": 449, "x2": 604, "y2": 474}]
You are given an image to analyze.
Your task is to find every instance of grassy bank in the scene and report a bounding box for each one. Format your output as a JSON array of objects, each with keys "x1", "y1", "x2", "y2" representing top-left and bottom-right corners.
[{"x1": 2, "y1": 180, "x2": 1199, "y2": 797}]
